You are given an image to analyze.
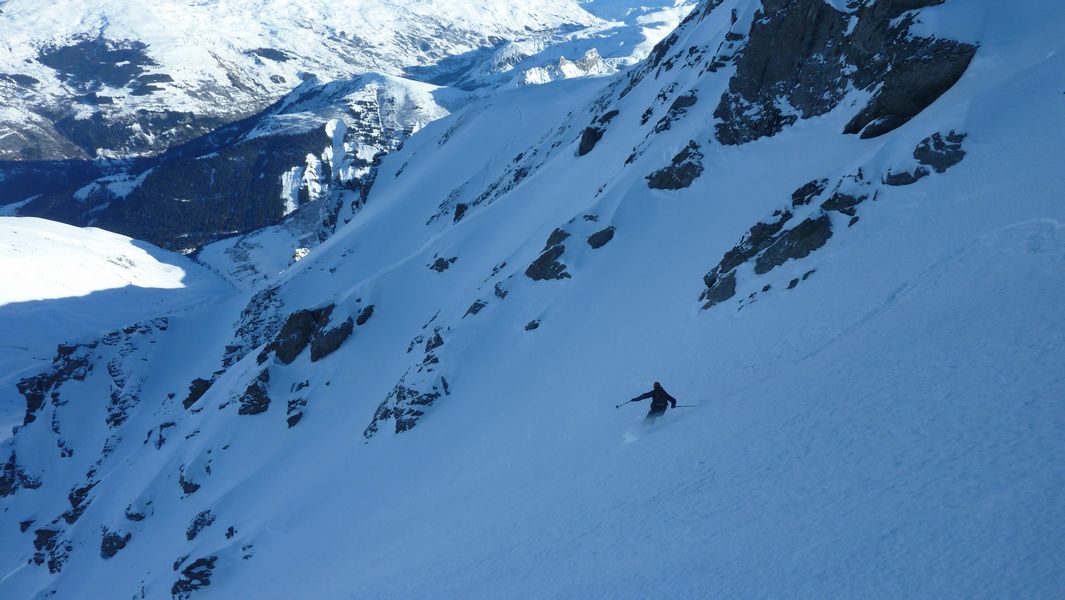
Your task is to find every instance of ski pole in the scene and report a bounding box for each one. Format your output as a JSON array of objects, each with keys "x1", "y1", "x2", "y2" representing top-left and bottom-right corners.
[
  {"x1": 673, "y1": 405, "x2": 698, "y2": 408},
  {"x1": 615, "y1": 399, "x2": 637, "y2": 409}
]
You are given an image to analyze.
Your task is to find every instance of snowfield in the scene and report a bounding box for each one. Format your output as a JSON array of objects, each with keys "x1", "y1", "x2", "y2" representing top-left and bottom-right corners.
[
  {"x1": 0, "y1": 217, "x2": 232, "y2": 441},
  {"x1": 1, "y1": 0, "x2": 1064, "y2": 598},
  {"x1": 0, "y1": 217, "x2": 195, "y2": 305}
]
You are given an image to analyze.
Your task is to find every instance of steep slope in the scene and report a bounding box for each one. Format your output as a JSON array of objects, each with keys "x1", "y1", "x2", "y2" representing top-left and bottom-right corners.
[
  {"x1": 0, "y1": 217, "x2": 232, "y2": 441},
  {"x1": 2, "y1": 1, "x2": 1064, "y2": 598}
]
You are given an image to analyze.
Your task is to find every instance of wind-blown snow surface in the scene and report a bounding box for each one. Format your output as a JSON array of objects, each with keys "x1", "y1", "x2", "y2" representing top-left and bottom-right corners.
[{"x1": 1, "y1": 0, "x2": 1064, "y2": 598}]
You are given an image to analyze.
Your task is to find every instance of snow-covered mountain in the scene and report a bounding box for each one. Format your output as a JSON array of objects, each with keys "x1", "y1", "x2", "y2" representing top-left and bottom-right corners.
[
  {"x1": 9, "y1": 73, "x2": 453, "y2": 253},
  {"x1": 0, "y1": 0, "x2": 600, "y2": 160},
  {"x1": 2, "y1": 0, "x2": 1064, "y2": 598},
  {"x1": 0, "y1": 217, "x2": 232, "y2": 441},
  {"x1": 1, "y1": 0, "x2": 694, "y2": 255},
  {"x1": 0, "y1": 0, "x2": 695, "y2": 162}
]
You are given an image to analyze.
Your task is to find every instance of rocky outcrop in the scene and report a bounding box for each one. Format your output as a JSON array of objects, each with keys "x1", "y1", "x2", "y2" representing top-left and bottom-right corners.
[
  {"x1": 171, "y1": 556, "x2": 217, "y2": 599},
  {"x1": 238, "y1": 369, "x2": 272, "y2": 416},
  {"x1": 100, "y1": 530, "x2": 132, "y2": 559},
  {"x1": 700, "y1": 206, "x2": 835, "y2": 309},
  {"x1": 701, "y1": 271, "x2": 737, "y2": 308},
  {"x1": 1, "y1": 451, "x2": 42, "y2": 497},
  {"x1": 885, "y1": 130, "x2": 968, "y2": 185},
  {"x1": 309, "y1": 318, "x2": 354, "y2": 362},
  {"x1": 33, "y1": 528, "x2": 71, "y2": 574},
  {"x1": 654, "y1": 91, "x2": 697, "y2": 133},
  {"x1": 259, "y1": 305, "x2": 334, "y2": 365},
  {"x1": 753, "y1": 215, "x2": 833, "y2": 274},
  {"x1": 182, "y1": 378, "x2": 213, "y2": 410},
  {"x1": 16, "y1": 342, "x2": 95, "y2": 425},
  {"x1": 715, "y1": 0, "x2": 976, "y2": 145},
  {"x1": 178, "y1": 468, "x2": 201, "y2": 496},
  {"x1": 577, "y1": 127, "x2": 605, "y2": 156},
  {"x1": 526, "y1": 246, "x2": 571, "y2": 281},
  {"x1": 430, "y1": 256, "x2": 458, "y2": 272},
  {"x1": 186, "y1": 510, "x2": 215, "y2": 541},
  {"x1": 356, "y1": 305, "x2": 375, "y2": 326},
  {"x1": 646, "y1": 141, "x2": 704, "y2": 190},
  {"x1": 527, "y1": 228, "x2": 572, "y2": 281},
  {"x1": 587, "y1": 226, "x2": 615, "y2": 249},
  {"x1": 257, "y1": 302, "x2": 359, "y2": 365}
]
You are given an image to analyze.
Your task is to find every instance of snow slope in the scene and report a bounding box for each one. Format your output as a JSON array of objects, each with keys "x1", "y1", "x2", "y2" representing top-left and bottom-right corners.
[
  {"x1": 1, "y1": 0, "x2": 1064, "y2": 598},
  {"x1": 0, "y1": 217, "x2": 232, "y2": 441}
]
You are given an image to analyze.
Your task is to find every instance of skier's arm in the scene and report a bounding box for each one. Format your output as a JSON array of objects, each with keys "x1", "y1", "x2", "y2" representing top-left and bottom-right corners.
[
  {"x1": 631, "y1": 391, "x2": 653, "y2": 402},
  {"x1": 666, "y1": 393, "x2": 677, "y2": 408}
]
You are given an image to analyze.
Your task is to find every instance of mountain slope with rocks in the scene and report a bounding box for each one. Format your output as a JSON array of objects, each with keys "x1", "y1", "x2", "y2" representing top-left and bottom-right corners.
[
  {"x1": 1, "y1": 0, "x2": 1063, "y2": 598},
  {"x1": 1, "y1": 1, "x2": 695, "y2": 256}
]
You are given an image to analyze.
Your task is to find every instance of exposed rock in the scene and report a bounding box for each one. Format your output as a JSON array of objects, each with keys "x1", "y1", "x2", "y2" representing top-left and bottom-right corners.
[
  {"x1": 543, "y1": 227, "x2": 570, "y2": 251},
  {"x1": 884, "y1": 168, "x2": 929, "y2": 186},
  {"x1": 287, "y1": 396, "x2": 307, "y2": 428},
  {"x1": 791, "y1": 179, "x2": 828, "y2": 207},
  {"x1": 179, "y1": 469, "x2": 200, "y2": 495},
  {"x1": 100, "y1": 530, "x2": 132, "y2": 559},
  {"x1": 430, "y1": 257, "x2": 457, "y2": 272},
  {"x1": 186, "y1": 510, "x2": 215, "y2": 541},
  {"x1": 309, "y1": 318, "x2": 353, "y2": 362},
  {"x1": 364, "y1": 377, "x2": 450, "y2": 438},
  {"x1": 577, "y1": 127, "x2": 605, "y2": 156},
  {"x1": 153, "y1": 421, "x2": 177, "y2": 449},
  {"x1": 820, "y1": 191, "x2": 868, "y2": 217},
  {"x1": 699, "y1": 209, "x2": 797, "y2": 309},
  {"x1": 646, "y1": 141, "x2": 704, "y2": 190},
  {"x1": 715, "y1": 0, "x2": 976, "y2": 145},
  {"x1": 64, "y1": 480, "x2": 98, "y2": 524},
  {"x1": 16, "y1": 342, "x2": 94, "y2": 424},
  {"x1": 701, "y1": 270, "x2": 737, "y2": 309},
  {"x1": 183, "y1": 378, "x2": 212, "y2": 410},
  {"x1": 597, "y1": 110, "x2": 620, "y2": 125},
  {"x1": 843, "y1": 22, "x2": 976, "y2": 138},
  {"x1": 356, "y1": 305, "x2": 375, "y2": 326},
  {"x1": 238, "y1": 369, "x2": 271, "y2": 416},
  {"x1": 259, "y1": 305, "x2": 335, "y2": 365},
  {"x1": 464, "y1": 301, "x2": 487, "y2": 318},
  {"x1": 587, "y1": 226, "x2": 616, "y2": 249},
  {"x1": 654, "y1": 91, "x2": 697, "y2": 133},
  {"x1": 33, "y1": 528, "x2": 71, "y2": 573},
  {"x1": 425, "y1": 331, "x2": 445, "y2": 353},
  {"x1": 914, "y1": 131, "x2": 967, "y2": 173},
  {"x1": 1, "y1": 451, "x2": 42, "y2": 497},
  {"x1": 171, "y1": 556, "x2": 217, "y2": 599},
  {"x1": 125, "y1": 507, "x2": 147, "y2": 521},
  {"x1": 525, "y1": 320, "x2": 541, "y2": 331},
  {"x1": 717, "y1": 210, "x2": 792, "y2": 277},
  {"x1": 754, "y1": 215, "x2": 834, "y2": 274},
  {"x1": 526, "y1": 245, "x2": 571, "y2": 281},
  {"x1": 453, "y1": 203, "x2": 468, "y2": 223}
]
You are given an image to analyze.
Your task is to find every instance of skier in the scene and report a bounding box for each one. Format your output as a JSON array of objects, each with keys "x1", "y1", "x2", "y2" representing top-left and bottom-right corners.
[{"x1": 628, "y1": 382, "x2": 678, "y2": 421}]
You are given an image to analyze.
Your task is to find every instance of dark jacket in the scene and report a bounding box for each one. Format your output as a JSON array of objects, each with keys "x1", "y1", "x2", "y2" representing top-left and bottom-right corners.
[{"x1": 632, "y1": 387, "x2": 677, "y2": 411}]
